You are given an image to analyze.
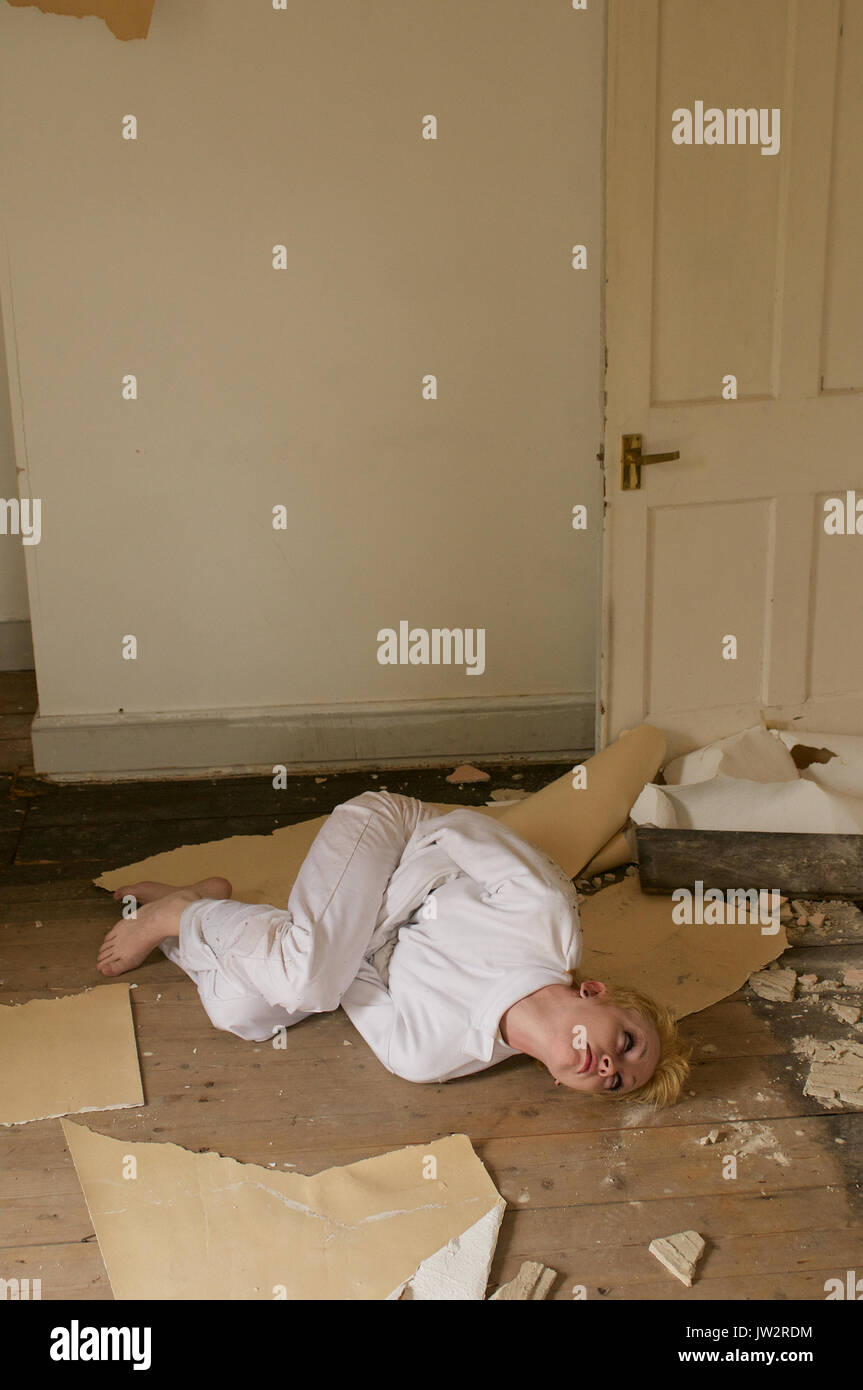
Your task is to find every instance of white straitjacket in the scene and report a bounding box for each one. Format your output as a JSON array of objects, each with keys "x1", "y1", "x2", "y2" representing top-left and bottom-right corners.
[{"x1": 163, "y1": 791, "x2": 582, "y2": 1083}]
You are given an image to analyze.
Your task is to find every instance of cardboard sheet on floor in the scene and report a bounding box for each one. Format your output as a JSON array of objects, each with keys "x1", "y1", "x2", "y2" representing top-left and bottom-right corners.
[
  {"x1": 579, "y1": 878, "x2": 787, "y2": 1018},
  {"x1": 0, "y1": 984, "x2": 143, "y2": 1126},
  {"x1": 6, "y1": 0, "x2": 155, "y2": 41},
  {"x1": 61, "y1": 1122, "x2": 505, "y2": 1300}
]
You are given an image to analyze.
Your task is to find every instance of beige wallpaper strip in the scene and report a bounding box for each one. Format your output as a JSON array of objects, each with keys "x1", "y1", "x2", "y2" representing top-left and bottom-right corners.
[
  {"x1": 61, "y1": 1123, "x2": 504, "y2": 1300},
  {"x1": 6, "y1": 0, "x2": 154, "y2": 41},
  {"x1": 0, "y1": 984, "x2": 143, "y2": 1125}
]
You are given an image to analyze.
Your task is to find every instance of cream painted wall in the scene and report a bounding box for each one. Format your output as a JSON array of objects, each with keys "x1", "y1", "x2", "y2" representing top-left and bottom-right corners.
[
  {"x1": 0, "y1": 319, "x2": 30, "y2": 623},
  {"x1": 0, "y1": 0, "x2": 604, "y2": 764}
]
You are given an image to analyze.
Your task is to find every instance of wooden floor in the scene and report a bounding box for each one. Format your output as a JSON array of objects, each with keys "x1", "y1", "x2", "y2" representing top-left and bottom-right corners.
[{"x1": 1, "y1": 670, "x2": 861, "y2": 1300}]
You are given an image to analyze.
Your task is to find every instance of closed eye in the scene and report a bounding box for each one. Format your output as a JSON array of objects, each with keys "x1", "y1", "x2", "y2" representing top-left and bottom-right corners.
[{"x1": 608, "y1": 1032, "x2": 636, "y2": 1091}]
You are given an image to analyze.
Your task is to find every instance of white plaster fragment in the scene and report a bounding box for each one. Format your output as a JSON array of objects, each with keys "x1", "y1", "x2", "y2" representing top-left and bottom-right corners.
[
  {"x1": 489, "y1": 1260, "x2": 557, "y2": 1300},
  {"x1": 649, "y1": 1231, "x2": 706, "y2": 1286},
  {"x1": 389, "y1": 1200, "x2": 505, "y2": 1301},
  {"x1": 749, "y1": 968, "x2": 796, "y2": 1001}
]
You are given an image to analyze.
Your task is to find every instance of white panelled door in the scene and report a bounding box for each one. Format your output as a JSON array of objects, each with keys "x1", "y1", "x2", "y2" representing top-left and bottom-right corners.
[{"x1": 601, "y1": 0, "x2": 863, "y2": 760}]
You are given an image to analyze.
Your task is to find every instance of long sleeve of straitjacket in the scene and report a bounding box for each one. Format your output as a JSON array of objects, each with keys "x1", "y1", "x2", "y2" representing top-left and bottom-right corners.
[{"x1": 176, "y1": 791, "x2": 437, "y2": 1015}]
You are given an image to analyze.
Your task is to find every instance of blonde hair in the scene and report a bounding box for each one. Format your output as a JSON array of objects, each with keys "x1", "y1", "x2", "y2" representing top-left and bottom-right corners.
[{"x1": 568, "y1": 971, "x2": 692, "y2": 1108}]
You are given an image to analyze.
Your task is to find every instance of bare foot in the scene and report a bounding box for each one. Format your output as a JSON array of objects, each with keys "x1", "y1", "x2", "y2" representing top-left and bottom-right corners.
[
  {"x1": 112, "y1": 876, "x2": 232, "y2": 905},
  {"x1": 97, "y1": 888, "x2": 201, "y2": 976}
]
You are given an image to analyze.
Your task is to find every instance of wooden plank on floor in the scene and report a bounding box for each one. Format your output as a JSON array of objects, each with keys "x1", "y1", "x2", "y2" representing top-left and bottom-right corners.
[{"x1": 14, "y1": 814, "x2": 306, "y2": 865}]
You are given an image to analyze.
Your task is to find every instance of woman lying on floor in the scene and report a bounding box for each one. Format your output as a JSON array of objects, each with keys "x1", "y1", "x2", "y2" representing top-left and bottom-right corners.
[{"x1": 96, "y1": 787, "x2": 691, "y2": 1106}]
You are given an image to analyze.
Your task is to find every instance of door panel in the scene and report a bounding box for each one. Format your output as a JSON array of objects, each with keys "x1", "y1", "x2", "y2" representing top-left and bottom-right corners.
[{"x1": 601, "y1": 0, "x2": 862, "y2": 759}]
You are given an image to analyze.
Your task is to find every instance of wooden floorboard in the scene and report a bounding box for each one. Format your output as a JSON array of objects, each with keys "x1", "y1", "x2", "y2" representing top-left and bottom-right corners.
[{"x1": 1, "y1": 671, "x2": 861, "y2": 1301}]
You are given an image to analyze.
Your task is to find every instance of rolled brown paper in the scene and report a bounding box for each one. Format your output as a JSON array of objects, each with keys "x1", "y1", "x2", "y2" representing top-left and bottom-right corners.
[{"x1": 495, "y1": 725, "x2": 666, "y2": 878}]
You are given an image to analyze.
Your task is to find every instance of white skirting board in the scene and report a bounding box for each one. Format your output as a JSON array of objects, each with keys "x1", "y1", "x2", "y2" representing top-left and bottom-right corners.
[{"x1": 31, "y1": 692, "x2": 595, "y2": 781}]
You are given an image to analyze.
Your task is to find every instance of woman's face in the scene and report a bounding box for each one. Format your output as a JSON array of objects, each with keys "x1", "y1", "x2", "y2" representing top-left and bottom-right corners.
[{"x1": 549, "y1": 987, "x2": 661, "y2": 1094}]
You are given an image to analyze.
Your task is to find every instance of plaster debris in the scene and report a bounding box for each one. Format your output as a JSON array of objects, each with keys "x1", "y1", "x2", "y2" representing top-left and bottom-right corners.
[
  {"x1": 697, "y1": 1129, "x2": 722, "y2": 1145},
  {"x1": 748, "y1": 968, "x2": 797, "y2": 1002},
  {"x1": 314, "y1": 777, "x2": 327, "y2": 784},
  {"x1": 794, "y1": 1037, "x2": 863, "y2": 1108},
  {"x1": 786, "y1": 899, "x2": 863, "y2": 944},
  {"x1": 844, "y1": 969, "x2": 863, "y2": 986},
  {"x1": 488, "y1": 1261, "x2": 557, "y2": 1301},
  {"x1": 828, "y1": 1003, "x2": 862, "y2": 1025},
  {"x1": 396, "y1": 1203, "x2": 505, "y2": 1301},
  {"x1": 725, "y1": 1122, "x2": 789, "y2": 1166},
  {"x1": 798, "y1": 974, "x2": 818, "y2": 989},
  {"x1": 649, "y1": 1231, "x2": 705, "y2": 1287},
  {"x1": 445, "y1": 765, "x2": 490, "y2": 784},
  {"x1": 488, "y1": 788, "x2": 531, "y2": 803}
]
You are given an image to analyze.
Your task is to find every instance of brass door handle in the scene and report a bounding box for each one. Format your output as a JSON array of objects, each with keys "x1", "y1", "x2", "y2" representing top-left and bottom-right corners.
[{"x1": 620, "y1": 433, "x2": 681, "y2": 491}]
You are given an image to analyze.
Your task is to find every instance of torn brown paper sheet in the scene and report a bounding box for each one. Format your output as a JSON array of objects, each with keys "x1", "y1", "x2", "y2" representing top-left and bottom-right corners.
[
  {"x1": 6, "y1": 0, "x2": 155, "y2": 41},
  {"x1": 61, "y1": 1123, "x2": 505, "y2": 1300},
  {"x1": 579, "y1": 878, "x2": 787, "y2": 1018},
  {"x1": 0, "y1": 985, "x2": 143, "y2": 1126}
]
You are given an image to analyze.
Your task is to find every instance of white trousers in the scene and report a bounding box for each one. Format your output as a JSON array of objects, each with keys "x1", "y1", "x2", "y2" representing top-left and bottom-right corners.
[{"x1": 160, "y1": 791, "x2": 423, "y2": 1042}]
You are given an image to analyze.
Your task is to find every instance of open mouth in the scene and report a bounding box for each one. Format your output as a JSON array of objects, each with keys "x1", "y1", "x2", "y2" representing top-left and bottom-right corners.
[{"x1": 578, "y1": 1044, "x2": 593, "y2": 1075}]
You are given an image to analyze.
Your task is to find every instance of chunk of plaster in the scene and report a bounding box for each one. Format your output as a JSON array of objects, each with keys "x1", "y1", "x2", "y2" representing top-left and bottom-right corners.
[
  {"x1": 488, "y1": 1260, "x2": 557, "y2": 1300},
  {"x1": 390, "y1": 1202, "x2": 505, "y2": 1300},
  {"x1": 697, "y1": 1129, "x2": 722, "y2": 1145},
  {"x1": 649, "y1": 1231, "x2": 706, "y2": 1286},
  {"x1": 445, "y1": 765, "x2": 490, "y2": 783},
  {"x1": 829, "y1": 1003, "x2": 863, "y2": 1025},
  {"x1": 801, "y1": 1040, "x2": 863, "y2": 1107},
  {"x1": 748, "y1": 968, "x2": 797, "y2": 1002},
  {"x1": 0, "y1": 985, "x2": 142, "y2": 1126},
  {"x1": 61, "y1": 1122, "x2": 503, "y2": 1300}
]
